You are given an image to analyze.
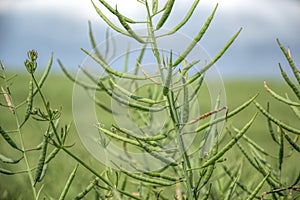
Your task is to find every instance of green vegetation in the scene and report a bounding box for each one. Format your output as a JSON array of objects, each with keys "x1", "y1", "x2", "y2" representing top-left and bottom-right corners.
[{"x1": 1, "y1": 0, "x2": 299, "y2": 199}]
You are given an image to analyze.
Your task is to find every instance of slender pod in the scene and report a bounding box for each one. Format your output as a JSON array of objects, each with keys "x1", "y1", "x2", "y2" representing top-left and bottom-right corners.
[
  {"x1": 199, "y1": 159, "x2": 215, "y2": 190},
  {"x1": 286, "y1": 94, "x2": 300, "y2": 119},
  {"x1": 235, "y1": 141, "x2": 260, "y2": 172},
  {"x1": 38, "y1": 164, "x2": 48, "y2": 183},
  {"x1": 21, "y1": 79, "x2": 34, "y2": 126},
  {"x1": 201, "y1": 113, "x2": 257, "y2": 168},
  {"x1": 163, "y1": 51, "x2": 173, "y2": 96},
  {"x1": 74, "y1": 178, "x2": 99, "y2": 200},
  {"x1": 137, "y1": 62, "x2": 159, "y2": 83},
  {"x1": 58, "y1": 60, "x2": 101, "y2": 90},
  {"x1": 246, "y1": 174, "x2": 269, "y2": 200},
  {"x1": 156, "y1": 0, "x2": 175, "y2": 30},
  {"x1": 165, "y1": 0, "x2": 201, "y2": 35},
  {"x1": 279, "y1": 64, "x2": 300, "y2": 100},
  {"x1": 181, "y1": 76, "x2": 189, "y2": 124},
  {"x1": 188, "y1": 28, "x2": 242, "y2": 84},
  {"x1": 145, "y1": 1, "x2": 163, "y2": 80},
  {"x1": 97, "y1": 126, "x2": 141, "y2": 147},
  {"x1": 0, "y1": 154, "x2": 23, "y2": 164},
  {"x1": 253, "y1": 157, "x2": 280, "y2": 188},
  {"x1": 109, "y1": 78, "x2": 165, "y2": 104},
  {"x1": 232, "y1": 125, "x2": 276, "y2": 158},
  {"x1": 224, "y1": 175, "x2": 238, "y2": 200},
  {"x1": 59, "y1": 164, "x2": 79, "y2": 200},
  {"x1": 112, "y1": 125, "x2": 167, "y2": 141},
  {"x1": 177, "y1": 59, "x2": 200, "y2": 82},
  {"x1": 100, "y1": 82, "x2": 166, "y2": 112},
  {"x1": 45, "y1": 147, "x2": 60, "y2": 164},
  {"x1": 188, "y1": 74, "x2": 204, "y2": 102},
  {"x1": 134, "y1": 43, "x2": 147, "y2": 75},
  {"x1": 152, "y1": 0, "x2": 158, "y2": 14},
  {"x1": 173, "y1": 4, "x2": 218, "y2": 66},
  {"x1": 137, "y1": 140, "x2": 178, "y2": 166},
  {"x1": 266, "y1": 103, "x2": 279, "y2": 144},
  {"x1": 264, "y1": 81, "x2": 300, "y2": 106},
  {"x1": 34, "y1": 134, "x2": 49, "y2": 186},
  {"x1": 92, "y1": 93, "x2": 116, "y2": 114},
  {"x1": 0, "y1": 168, "x2": 15, "y2": 175},
  {"x1": 124, "y1": 44, "x2": 130, "y2": 73},
  {"x1": 1, "y1": 86, "x2": 14, "y2": 114},
  {"x1": 282, "y1": 130, "x2": 300, "y2": 152},
  {"x1": 119, "y1": 168, "x2": 175, "y2": 186},
  {"x1": 115, "y1": 7, "x2": 145, "y2": 43},
  {"x1": 94, "y1": 78, "x2": 167, "y2": 112},
  {"x1": 141, "y1": 171, "x2": 180, "y2": 182},
  {"x1": 292, "y1": 172, "x2": 300, "y2": 186},
  {"x1": 98, "y1": 126, "x2": 161, "y2": 151},
  {"x1": 202, "y1": 183, "x2": 212, "y2": 200},
  {"x1": 278, "y1": 128, "x2": 284, "y2": 171},
  {"x1": 222, "y1": 164, "x2": 256, "y2": 197},
  {"x1": 81, "y1": 48, "x2": 148, "y2": 80},
  {"x1": 88, "y1": 21, "x2": 106, "y2": 62},
  {"x1": 254, "y1": 101, "x2": 300, "y2": 135},
  {"x1": 98, "y1": 0, "x2": 135, "y2": 23},
  {"x1": 91, "y1": 0, "x2": 131, "y2": 37},
  {"x1": 250, "y1": 147, "x2": 274, "y2": 174},
  {"x1": 0, "y1": 125, "x2": 22, "y2": 152},
  {"x1": 277, "y1": 39, "x2": 300, "y2": 85},
  {"x1": 32, "y1": 53, "x2": 53, "y2": 97}
]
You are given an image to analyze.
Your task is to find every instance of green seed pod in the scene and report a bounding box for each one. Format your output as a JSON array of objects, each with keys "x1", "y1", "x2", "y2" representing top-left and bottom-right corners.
[
  {"x1": 196, "y1": 93, "x2": 258, "y2": 132},
  {"x1": 278, "y1": 128, "x2": 284, "y2": 171},
  {"x1": 156, "y1": 0, "x2": 175, "y2": 30},
  {"x1": 201, "y1": 113, "x2": 257, "y2": 169},
  {"x1": 0, "y1": 167, "x2": 15, "y2": 175},
  {"x1": 34, "y1": 135, "x2": 48, "y2": 186},
  {"x1": 255, "y1": 101, "x2": 300, "y2": 135},
  {"x1": 264, "y1": 81, "x2": 300, "y2": 106},
  {"x1": 59, "y1": 165, "x2": 79, "y2": 200},
  {"x1": 120, "y1": 168, "x2": 174, "y2": 186},
  {"x1": 45, "y1": 147, "x2": 60, "y2": 164},
  {"x1": 152, "y1": 0, "x2": 158, "y2": 14},
  {"x1": 282, "y1": 131, "x2": 300, "y2": 152},
  {"x1": 163, "y1": 51, "x2": 173, "y2": 96},
  {"x1": 0, "y1": 126, "x2": 22, "y2": 152},
  {"x1": 167, "y1": 0, "x2": 201, "y2": 34},
  {"x1": 21, "y1": 79, "x2": 34, "y2": 126},
  {"x1": 115, "y1": 7, "x2": 145, "y2": 43},
  {"x1": 181, "y1": 76, "x2": 189, "y2": 124},
  {"x1": 173, "y1": 4, "x2": 218, "y2": 66},
  {"x1": 279, "y1": 64, "x2": 300, "y2": 100},
  {"x1": 188, "y1": 27, "x2": 242, "y2": 85},
  {"x1": 246, "y1": 174, "x2": 269, "y2": 200},
  {"x1": 277, "y1": 39, "x2": 300, "y2": 85},
  {"x1": 33, "y1": 53, "x2": 52, "y2": 96},
  {"x1": 74, "y1": 178, "x2": 99, "y2": 200},
  {"x1": 37, "y1": 164, "x2": 48, "y2": 182},
  {"x1": 0, "y1": 154, "x2": 23, "y2": 164}
]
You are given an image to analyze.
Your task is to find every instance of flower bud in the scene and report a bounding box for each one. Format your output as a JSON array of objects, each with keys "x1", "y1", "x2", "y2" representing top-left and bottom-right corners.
[{"x1": 28, "y1": 50, "x2": 38, "y2": 61}]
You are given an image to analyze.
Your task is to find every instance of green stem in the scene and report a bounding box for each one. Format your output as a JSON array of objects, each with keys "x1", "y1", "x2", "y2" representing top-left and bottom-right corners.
[
  {"x1": 167, "y1": 91, "x2": 194, "y2": 198},
  {"x1": 31, "y1": 74, "x2": 62, "y2": 144},
  {"x1": 2, "y1": 71, "x2": 37, "y2": 199}
]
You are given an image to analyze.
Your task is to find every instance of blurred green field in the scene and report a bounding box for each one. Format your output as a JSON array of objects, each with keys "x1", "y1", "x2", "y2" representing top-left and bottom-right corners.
[{"x1": 1, "y1": 71, "x2": 299, "y2": 199}]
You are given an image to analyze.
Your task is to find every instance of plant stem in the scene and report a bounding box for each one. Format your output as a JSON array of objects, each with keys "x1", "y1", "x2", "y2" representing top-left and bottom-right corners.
[
  {"x1": 2, "y1": 71, "x2": 37, "y2": 199},
  {"x1": 31, "y1": 74, "x2": 62, "y2": 144}
]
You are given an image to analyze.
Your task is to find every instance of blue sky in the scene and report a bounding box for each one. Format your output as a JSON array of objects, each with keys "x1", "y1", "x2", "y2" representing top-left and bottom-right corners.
[{"x1": 0, "y1": 0, "x2": 299, "y2": 79}]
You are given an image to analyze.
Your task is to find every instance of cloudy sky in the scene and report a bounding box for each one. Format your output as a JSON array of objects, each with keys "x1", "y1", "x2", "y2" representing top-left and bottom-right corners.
[{"x1": 0, "y1": 0, "x2": 299, "y2": 78}]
